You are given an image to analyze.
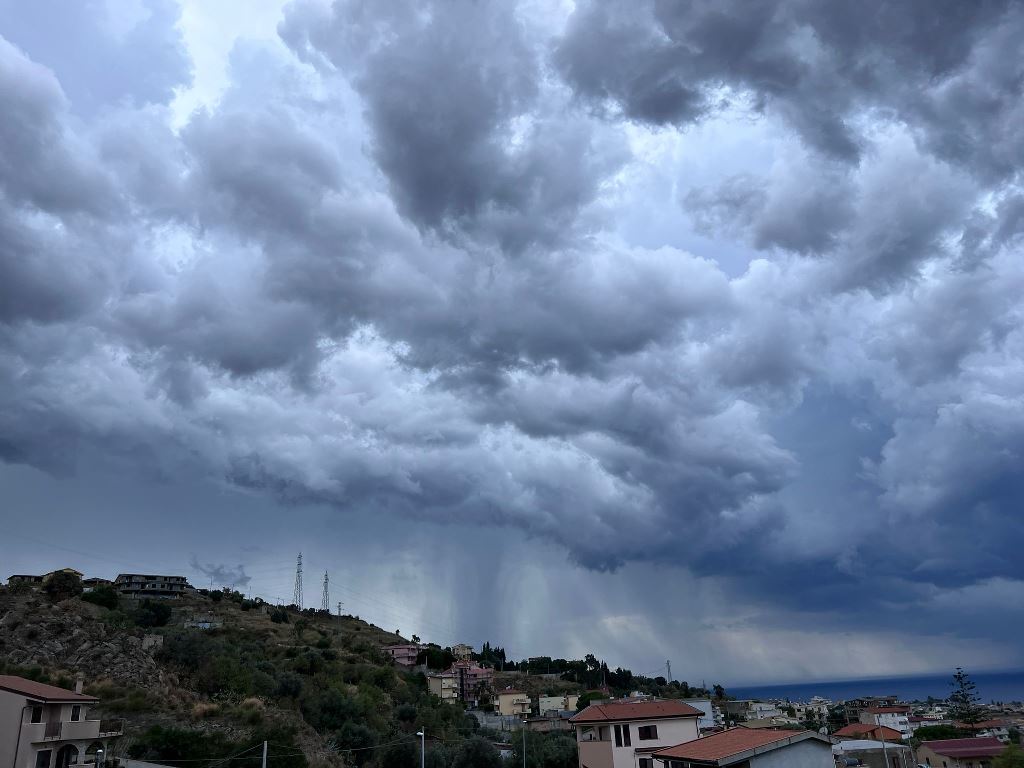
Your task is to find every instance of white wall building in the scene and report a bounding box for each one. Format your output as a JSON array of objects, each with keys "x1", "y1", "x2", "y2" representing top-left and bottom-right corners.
[
  {"x1": 858, "y1": 706, "x2": 912, "y2": 739},
  {"x1": 0, "y1": 676, "x2": 123, "y2": 768},
  {"x1": 571, "y1": 699, "x2": 702, "y2": 768}
]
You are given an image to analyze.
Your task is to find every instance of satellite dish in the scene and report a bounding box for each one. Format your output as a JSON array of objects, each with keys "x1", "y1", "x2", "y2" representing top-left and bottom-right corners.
[{"x1": 819, "y1": 727, "x2": 829, "y2": 735}]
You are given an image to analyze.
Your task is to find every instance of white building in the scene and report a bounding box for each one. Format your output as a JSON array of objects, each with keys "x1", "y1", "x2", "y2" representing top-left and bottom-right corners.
[
  {"x1": 681, "y1": 699, "x2": 718, "y2": 730},
  {"x1": 858, "y1": 706, "x2": 912, "y2": 739},
  {"x1": 540, "y1": 694, "x2": 581, "y2": 714},
  {"x1": 653, "y1": 728, "x2": 833, "y2": 768},
  {"x1": 571, "y1": 699, "x2": 702, "y2": 768},
  {"x1": 0, "y1": 676, "x2": 123, "y2": 768}
]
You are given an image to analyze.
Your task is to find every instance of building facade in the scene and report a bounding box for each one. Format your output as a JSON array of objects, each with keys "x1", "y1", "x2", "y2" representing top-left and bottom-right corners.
[
  {"x1": 495, "y1": 690, "x2": 531, "y2": 718},
  {"x1": 446, "y1": 660, "x2": 493, "y2": 705},
  {"x1": 832, "y1": 738, "x2": 914, "y2": 768},
  {"x1": 428, "y1": 673, "x2": 458, "y2": 702},
  {"x1": 114, "y1": 574, "x2": 191, "y2": 599},
  {"x1": 0, "y1": 676, "x2": 123, "y2": 768},
  {"x1": 539, "y1": 694, "x2": 581, "y2": 714},
  {"x1": 917, "y1": 737, "x2": 1005, "y2": 768},
  {"x1": 571, "y1": 699, "x2": 703, "y2": 768}
]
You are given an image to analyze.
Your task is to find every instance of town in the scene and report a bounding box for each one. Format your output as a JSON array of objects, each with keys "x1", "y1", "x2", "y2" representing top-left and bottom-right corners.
[{"x1": 2, "y1": 567, "x2": 1022, "y2": 768}]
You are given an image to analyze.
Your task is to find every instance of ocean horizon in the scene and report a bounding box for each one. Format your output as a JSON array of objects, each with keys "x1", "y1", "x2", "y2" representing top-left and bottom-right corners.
[{"x1": 727, "y1": 670, "x2": 1024, "y2": 704}]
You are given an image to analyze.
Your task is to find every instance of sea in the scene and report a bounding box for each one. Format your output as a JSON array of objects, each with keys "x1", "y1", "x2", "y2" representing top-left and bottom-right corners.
[{"x1": 728, "y1": 670, "x2": 1024, "y2": 704}]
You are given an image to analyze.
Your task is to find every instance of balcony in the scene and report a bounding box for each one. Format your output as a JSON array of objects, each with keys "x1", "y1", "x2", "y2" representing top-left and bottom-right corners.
[{"x1": 25, "y1": 718, "x2": 120, "y2": 742}]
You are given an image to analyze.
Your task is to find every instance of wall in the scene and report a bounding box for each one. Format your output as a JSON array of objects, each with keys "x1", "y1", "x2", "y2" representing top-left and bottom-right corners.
[
  {"x1": 0, "y1": 690, "x2": 26, "y2": 768},
  {"x1": 749, "y1": 739, "x2": 834, "y2": 768},
  {"x1": 609, "y1": 718, "x2": 699, "y2": 768}
]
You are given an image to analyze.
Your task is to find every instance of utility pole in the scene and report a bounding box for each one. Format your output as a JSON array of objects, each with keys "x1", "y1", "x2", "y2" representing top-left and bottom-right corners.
[
  {"x1": 321, "y1": 571, "x2": 330, "y2": 612},
  {"x1": 337, "y1": 601, "x2": 343, "y2": 617},
  {"x1": 293, "y1": 553, "x2": 303, "y2": 609},
  {"x1": 416, "y1": 728, "x2": 425, "y2": 768},
  {"x1": 522, "y1": 719, "x2": 527, "y2": 768},
  {"x1": 666, "y1": 660, "x2": 672, "y2": 684},
  {"x1": 262, "y1": 740, "x2": 267, "y2": 768}
]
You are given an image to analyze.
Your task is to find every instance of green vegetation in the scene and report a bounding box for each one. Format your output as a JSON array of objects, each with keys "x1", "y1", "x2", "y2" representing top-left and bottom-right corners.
[
  {"x1": 914, "y1": 724, "x2": 963, "y2": 742},
  {"x1": 995, "y1": 745, "x2": 1024, "y2": 768},
  {"x1": 44, "y1": 571, "x2": 83, "y2": 602},
  {"x1": 949, "y1": 667, "x2": 984, "y2": 725},
  {"x1": 81, "y1": 585, "x2": 119, "y2": 610},
  {"x1": 127, "y1": 725, "x2": 306, "y2": 767}
]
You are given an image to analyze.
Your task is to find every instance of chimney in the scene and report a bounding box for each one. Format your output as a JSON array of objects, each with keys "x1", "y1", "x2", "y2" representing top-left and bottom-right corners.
[{"x1": 74, "y1": 674, "x2": 84, "y2": 695}]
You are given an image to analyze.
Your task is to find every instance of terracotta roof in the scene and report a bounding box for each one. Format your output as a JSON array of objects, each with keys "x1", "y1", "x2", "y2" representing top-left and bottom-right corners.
[
  {"x1": 0, "y1": 675, "x2": 98, "y2": 703},
  {"x1": 571, "y1": 699, "x2": 702, "y2": 724},
  {"x1": 863, "y1": 706, "x2": 910, "y2": 714},
  {"x1": 653, "y1": 728, "x2": 819, "y2": 764},
  {"x1": 834, "y1": 724, "x2": 903, "y2": 740},
  {"x1": 921, "y1": 737, "x2": 1005, "y2": 758}
]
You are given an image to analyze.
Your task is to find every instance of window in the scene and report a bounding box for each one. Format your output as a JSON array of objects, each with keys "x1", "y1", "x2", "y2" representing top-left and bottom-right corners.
[
  {"x1": 622, "y1": 724, "x2": 631, "y2": 747},
  {"x1": 70, "y1": 705, "x2": 81, "y2": 721},
  {"x1": 31, "y1": 706, "x2": 43, "y2": 723},
  {"x1": 639, "y1": 760, "x2": 653, "y2": 768},
  {"x1": 638, "y1": 725, "x2": 659, "y2": 740},
  {"x1": 614, "y1": 724, "x2": 622, "y2": 747},
  {"x1": 36, "y1": 751, "x2": 52, "y2": 768}
]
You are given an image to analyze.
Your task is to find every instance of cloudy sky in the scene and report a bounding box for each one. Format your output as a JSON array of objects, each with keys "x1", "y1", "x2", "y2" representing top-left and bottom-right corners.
[{"x1": 2, "y1": 0, "x2": 1024, "y2": 687}]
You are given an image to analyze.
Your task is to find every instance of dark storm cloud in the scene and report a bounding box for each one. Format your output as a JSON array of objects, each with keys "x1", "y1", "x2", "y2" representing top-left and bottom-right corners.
[
  {"x1": 556, "y1": 0, "x2": 1023, "y2": 175},
  {"x1": 2, "y1": 0, "x2": 1024, "y2": 669},
  {"x1": 189, "y1": 556, "x2": 252, "y2": 589}
]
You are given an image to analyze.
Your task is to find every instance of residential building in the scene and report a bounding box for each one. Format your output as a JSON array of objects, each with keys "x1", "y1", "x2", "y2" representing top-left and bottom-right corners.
[
  {"x1": 0, "y1": 675, "x2": 123, "y2": 768},
  {"x1": 7, "y1": 575, "x2": 44, "y2": 587},
  {"x1": 452, "y1": 643, "x2": 474, "y2": 660},
  {"x1": 80, "y1": 579, "x2": 112, "y2": 592},
  {"x1": 956, "y1": 720, "x2": 1013, "y2": 743},
  {"x1": 496, "y1": 690, "x2": 531, "y2": 718},
  {"x1": 858, "y1": 706, "x2": 911, "y2": 739},
  {"x1": 43, "y1": 569, "x2": 84, "y2": 583},
  {"x1": 831, "y1": 739, "x2": 914, "y2": 768},
  {"x1": 571, "y1": 698, "x2": 703, "y2": 768},
  {"x1": 651, "y1": 727, "x2": 833, "y2": 768},
  {"x1": 446, "y1": 660, "x2": 493, "y2": 705},
  {"x1": 917, "y1": 737, "x2": 1006, "y2": 768},
  {"x1": 539, "y1": 694, "x2": 581, "y2": 714},
  {"x1": 833, "y1": 723, "x2": 904, "y2": 743},
  {"x1": 681, "y1": 700, "x2": 717, "y2": 731},
  {"x1": 383, "y1": 643, "x2": 421, "y2": 669},
  {"x1": 844, "y1": 697, "x2": 899, "y2": 724},
  {"x1": 113, "y1": 574, "x2": 191, "y2": 599},
  {"x1": 428, "y1": 673, "x2": 458, "y2": 702},
  {"x1": 739, "y1": 717, "x2": 801, "y2": 730}
]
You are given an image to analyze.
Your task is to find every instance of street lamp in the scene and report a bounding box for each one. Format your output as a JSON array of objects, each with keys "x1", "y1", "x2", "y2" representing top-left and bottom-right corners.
[
  {"x1": 522, "y1": 720, "x2": 527, "y2": 768},
  {"x1": 95, "y1": 749, "x2": 104, "y2": 768},
  {"x1": 416, "y1": 729, "x2": 425, "y2": 768}
]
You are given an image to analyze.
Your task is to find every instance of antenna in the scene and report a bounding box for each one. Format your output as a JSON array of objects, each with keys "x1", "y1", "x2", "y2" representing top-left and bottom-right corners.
[
  {"x1": 293, "y1": 553, "x2": 303, "y2": 609},
  {"x1": 321, "y1": 571, "x2": 330, "y2": 612}
]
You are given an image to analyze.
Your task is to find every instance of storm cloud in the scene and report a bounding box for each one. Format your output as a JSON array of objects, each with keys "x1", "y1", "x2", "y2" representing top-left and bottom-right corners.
[{"x1": 2, "y1": 0, "x2": 1024, "y2": 679}]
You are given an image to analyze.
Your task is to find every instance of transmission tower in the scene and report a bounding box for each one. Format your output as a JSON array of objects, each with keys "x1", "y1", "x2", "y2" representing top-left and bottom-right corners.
[
  {"x1": 321, "y1": 571, "x2": 330, "y2": 612},
  {"x1": 336, "y1": 601, "x2": 343, "y2": 617},
  {"x1": 293, "y1": 552, "x2": 303, "y2": 609}
]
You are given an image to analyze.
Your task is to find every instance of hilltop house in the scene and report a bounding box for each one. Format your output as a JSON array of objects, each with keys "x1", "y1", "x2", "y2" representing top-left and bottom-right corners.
[
  {"x1": 917, "y1": 737, "x2": 1006, "y2": 768},
  {"x1": 652, "y1": 728, "x2": 833, "y2": 768},
  {"x1": 113, "y1": 574, "x2": 191, "y2": 599},
  {"x1": 858, "y1": 706, "x2": 911, "y2": 739},
  {"x1": 452, "y1": 643, "x2": 474, "y2": 660},
  {"x1": 7, "y1": 569, "x2": 84, "y2": 588},
  {"x1": 383, "y1": 643, "x2": 421, "y2": 669},
  {"x1": 571, "y1": 698, "x2": 703, "y2": 768},
  {"x1": 446, "y1": 660, "x2": 493, "y2": 705},
  {"x1": 539, "y1": 694, "x2": 581, "y2": 714},
  {"x1": 0, "y1": 675, "x2": 123, "y2": 768}
]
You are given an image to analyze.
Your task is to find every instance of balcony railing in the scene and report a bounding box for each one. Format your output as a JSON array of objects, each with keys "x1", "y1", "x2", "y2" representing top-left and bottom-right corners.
[{"x1": 100, "y1": 718, "x2": 124, "y2": 736}]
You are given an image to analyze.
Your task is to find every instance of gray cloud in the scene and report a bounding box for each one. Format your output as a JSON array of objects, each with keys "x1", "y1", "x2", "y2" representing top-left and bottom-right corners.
[{"x1": 2, "y1": 0, "x2": 1024, "y2": 677}]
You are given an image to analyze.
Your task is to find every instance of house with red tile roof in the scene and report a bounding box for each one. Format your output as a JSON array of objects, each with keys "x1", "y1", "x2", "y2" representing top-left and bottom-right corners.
[
  {"x1": 651, "y1": 727, "x2": 833, "y2": 767},
  {"x1": 571, "y1": 698, "x2": 703, "y2": 768},
  {"x1": 0, "y1": 675, "x2": 123, "y2": 768},
  {"x1": 858, "y1": 706, "x2": 912, "y2": 739},
  {"x1": 917, "y1": 736, "x2": 1006, "y2": 768},
  {"x1": 833, "y1": 723, "x2": 904, "y2": 743}
]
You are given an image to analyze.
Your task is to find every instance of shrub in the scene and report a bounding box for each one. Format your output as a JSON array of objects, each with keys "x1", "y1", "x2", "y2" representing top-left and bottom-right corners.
[
  {"x1": 133, "y1": 599, "x2": 172, "y2": 628},
  {"x1": 82, "y1": 586, "x2": 119, "y2": 610},
  {"x1": 270, "y1": 608, "x2": 289, "y2": 624},
  {"x1": 44, "y1": 572, "x2": 83, "y2": 602},
  {"x1": 191, "y1": 702, "x2": 221, "y2": 719}
]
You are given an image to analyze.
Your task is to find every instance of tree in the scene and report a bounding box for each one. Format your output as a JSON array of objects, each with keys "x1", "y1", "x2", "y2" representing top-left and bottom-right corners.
[
  {"x1": 451, "y1": 737, "x2": 501, "y2": 768},
  {"x1": 133, "y1": 599, "x2": 172, "y2": 628},
  {"x1": 713, "y1": 684, "x2": 726, "y2": 700},
  {"x1": 994, "y1": 744, "x2": 1024, "y2": 768},
  {"x1": 44, "y1": 572, "x2": 83, "y2": 602},
  {"x1": 914, "y1": 725, "x2": 962, "y2": 742},
  {"x1": 949, "y1": 667, "x2": 984, "y2": 725}
]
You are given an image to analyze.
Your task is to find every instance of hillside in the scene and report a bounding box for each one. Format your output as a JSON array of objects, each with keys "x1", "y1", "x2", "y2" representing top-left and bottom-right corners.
[{"x1": 0, "y1": 586, "x2": 501, "y2": 767}]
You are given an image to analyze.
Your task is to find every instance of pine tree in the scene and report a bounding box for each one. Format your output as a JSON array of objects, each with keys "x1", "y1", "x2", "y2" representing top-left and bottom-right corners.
[{"x1": 948, "y1": 667, "x2": 984, "y2": 725}]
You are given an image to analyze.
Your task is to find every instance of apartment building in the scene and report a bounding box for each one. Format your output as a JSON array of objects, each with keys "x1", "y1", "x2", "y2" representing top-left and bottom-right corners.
[
  {"x1": 446, "y1": 660, "x2": 494, "y2": 705},
  {"x1": 495, "y1": 690, "x2": 531, "y2": 717},
  {"x1": 0, "y1": 676, "x2": 123, "y2": 768},
  {"x1": 571, "y1": 698, "x2": 703, "y2": 768},
  {"x1": 428, "y1": 673, "x2": 458, "y2": 702},
  {"x1": 540, "y1": 694, "x2": 581, "y2": 714},
  {"x1": 113, "y1": 574, "x2": 191, "y2": 599}
]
